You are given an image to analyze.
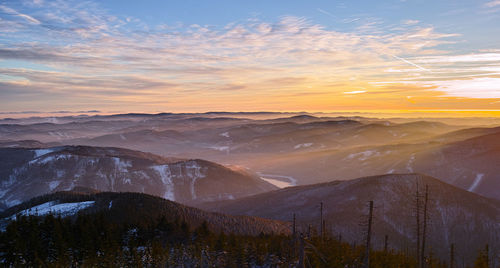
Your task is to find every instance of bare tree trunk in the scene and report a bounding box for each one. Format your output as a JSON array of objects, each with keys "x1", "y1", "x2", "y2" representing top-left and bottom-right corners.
[
  {"x1": 364, "y1": 200, "x2": 374, "y2": 268},
  {"x1": 298, "y1": 234, "x2": 305, "y2": 268},
  {"x1": 485, "y1": 244, "x2": 489, "y2": 268},
  {"x1": 384, "y1": 235, "x2": 388, "y2": 252},
  {"x1": 421, "y1": 185, "x2": 429, "y2": 268},
  {"x1": 292, "y1": 213, "x2": 297, "y2": 260},
  {"x1": 450, "y1": 243, "x2": 454, "y2": 268},
  {"x1": 322, "y1": 220, "x2": 326, "y2": 241},
  {"x1": 320, "y1": 202, "x2": 323, "y2": 242},
  {"x1": 415, "y1": 180, "x2": 421, "y2": 267}
]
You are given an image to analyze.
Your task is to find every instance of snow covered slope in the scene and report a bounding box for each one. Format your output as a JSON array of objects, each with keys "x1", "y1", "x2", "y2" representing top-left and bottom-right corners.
[
  {"x1": 6, "y1": 201, "x2": 95, "y2": 220},
  {"x1": 0, "y1": 191, "x2": 289, "y2": 236},
  {"x1": 0, "y1": 146, "x2": 276, "y2": 211}
]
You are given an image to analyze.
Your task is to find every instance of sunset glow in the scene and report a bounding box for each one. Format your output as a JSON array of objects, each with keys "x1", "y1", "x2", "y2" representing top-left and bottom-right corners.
[{"x1": 1, "y1": 0, "x2": 499, "y2": 115}]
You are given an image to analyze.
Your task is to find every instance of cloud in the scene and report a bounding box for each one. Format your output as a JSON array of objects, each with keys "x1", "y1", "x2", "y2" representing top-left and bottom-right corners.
[
  {"x1": 0, "y1": 0, "x2": 495, "y2": 112},
  {"x1": 344, "y1": 91, "x2": 367, "y2": 94},
  {"x1": 429, "y1": 77, "x2": 500, "y2": 98},
  {"x1": 402, "y1": 20, "x2": 419, "y2": 25},
  {"x1": 0, "y1": 68, "x2": 179, "y2": 97},
  {"x1": 416, "y1": 53, "x2": 500, "y2": 63},
  {"x1": 0, "y1": 110, "x2": 100, "y2": 114},
  {"x1": 485, "y1": 0, "x2": 500, "y2": 7},
  {"x1": 0, "y1": 5, "x2": 40, "y2": 24}
]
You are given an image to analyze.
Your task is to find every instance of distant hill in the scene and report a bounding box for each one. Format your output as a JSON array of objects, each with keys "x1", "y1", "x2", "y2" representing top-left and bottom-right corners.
[
  {"x1": 0, "y1": 146, "x2": 276, "y2": 211},
  {"x1": 238, "y1": 126, "x2": 500, "y2": 199},
  {"x1": 0, "y1": 139, "x2": 50, "y2": 148},
  {"x1": 412, "y1": 131, "x2": 500, "y2": 198},
  {"x1": 1, "y1": 113, "x2": 498, "y2": 199},
  {"x1": 201, "y1": 173, "x2": 500, "y2": 264}
]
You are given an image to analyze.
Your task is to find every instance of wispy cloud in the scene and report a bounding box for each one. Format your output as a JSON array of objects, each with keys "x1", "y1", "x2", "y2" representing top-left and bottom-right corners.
[
  {"x1": 0, "y1": 0, "x2": 497, "y2": 112},
  {"x1": 402, "y1": 19, "x2": 419, "y2": 25},
  {"x1": 485, "y1": 0, "x2": 500, "y2": 7},
  {"x1": 0, "y1": 5, "x2": 40, "y2": 24},
  {"x1": 344, "y1": 91, "x2": 367, "y2": 94}
]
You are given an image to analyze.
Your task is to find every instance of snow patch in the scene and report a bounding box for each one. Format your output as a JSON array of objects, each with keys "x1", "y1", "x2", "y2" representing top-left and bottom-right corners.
[
  {"x1": 33, "y1": 149, "x2": 54, "y2": 158},
  {"x1": 48, "y1": 131, "x2": 71, "y2": 139},
  {"x1": 260, "y1": 177, "x2": 293, "y2": 188},
  {"x1": 220, "y1": 132, "x2": 230, "y2": 138},
  {"x1": 347, "y1": 150, "x2": 379, "y2": 161},
  {"x1": 406, "y1": 154, "x2": 415, "y2": 172},
  {"x1": 468, "y1": 173, "x2": 484, "y2": 192},
  {"x1": 258, "y1": 173, "x2": 297, "y2": 188},
  {"x1": 4, "y1": 199, "x2": 21, "y2": 208},
  {"x1": 48, "y1": 181, "x2": 61, "y2": 191},
  {"x1": 64, "y1": 180, "x2": 76, "y2": 191},
  {"x1": 294, "y1": 143, "x2": 313, "y2": 149},
  {"x1": 11, "y1": 201, "x2": 95, "y2": 219},
  {"x1": 185, "y1": 161, "x2": 206, "y2": 199},
  {"x1": 112, "y1": 157, "x2": 131, "y2": 172},
  {"x1": 151, "y1": 165, "x2": 175, "y2": 201},
  {"x1": 30, "y1": 154, "x2": 72, "y2": 165},
  {"x1": 0, "y1": 189, "x2": 8, "y2": 199},
  {"x1": 56, "y1": 170, "x2": 65, "y2": 178}
]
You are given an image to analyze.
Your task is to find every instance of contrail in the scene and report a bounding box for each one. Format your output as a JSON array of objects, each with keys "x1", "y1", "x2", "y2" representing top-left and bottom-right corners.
[
  {"x1": 391, "y1": 55, "x2": 431, "y2": 72},
  {"x1": 317, "y1": 8, "x2": 336, "y2": 18}
]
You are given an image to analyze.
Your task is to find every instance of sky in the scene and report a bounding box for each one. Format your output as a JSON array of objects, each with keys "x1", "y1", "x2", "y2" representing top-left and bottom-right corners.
[{"x1": 1, "y1": 0, "x2": 500, "y2": 116}]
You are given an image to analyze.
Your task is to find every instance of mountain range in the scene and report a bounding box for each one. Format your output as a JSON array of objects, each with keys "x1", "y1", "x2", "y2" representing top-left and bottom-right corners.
[
  {"x1": 0, "y1": 145, "x2": 276, "y2": 211},
  {"x1": 1, "y1": 112, "x2": 499, "y2": 265}
]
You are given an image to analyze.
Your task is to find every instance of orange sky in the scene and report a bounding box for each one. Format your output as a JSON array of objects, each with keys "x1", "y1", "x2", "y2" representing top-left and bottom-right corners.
[{"x1": 0, "y1": 1, "x2": 499, "y2": 116}]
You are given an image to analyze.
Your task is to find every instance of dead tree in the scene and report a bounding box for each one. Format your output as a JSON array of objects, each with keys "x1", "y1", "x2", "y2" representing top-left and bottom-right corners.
[
  {"x1": 415, "y1": 180, "x2": 421, "y2": 267},
  {"x1": 292, "y1": 213, "x2": 297, "y2": 259},
  {"x1": 293, "y1": 213, "x2": 296, "y2": 237},
  {"x1": 298, "y1": 233, "x2": 305, "y2": 268},
  {"x1": 322, "y1": 220, "x2": 326, "y2": 241},
  {"x1": 421, "y1": 184, "x2": 429, "y2": 268},
  {"x1": 384, "y1": 235, "x2": 388, "y2": 253},
  {"x1": 364, "y1": 200, "x2": 374, "y2": 268},
  {"x1": 320, "y1": 202, "x2": 324, "y2": 242},
  {"x1": 449, "y1": 243, "x2": 455, "y2": 268},
  {"x1": 485, "y1": 244, "x2": 489, "y2": 268}
]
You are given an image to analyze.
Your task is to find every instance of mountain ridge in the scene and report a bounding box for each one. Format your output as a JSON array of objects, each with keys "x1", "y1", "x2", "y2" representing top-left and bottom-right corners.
[
  {"x1": 200, "y1": 173, "x2": 500, "y2": 264},
  {"x1": 0, "y1": 190, "x2": 290, "y2": 236},
  {"x1": 0, "y1": 145, "x2": 277, "y2": 211}
]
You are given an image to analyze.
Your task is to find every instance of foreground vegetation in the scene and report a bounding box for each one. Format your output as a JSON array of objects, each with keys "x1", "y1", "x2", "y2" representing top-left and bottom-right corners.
[{"x1": 0, "y1": 212, "x2": 491, "y2": 267}]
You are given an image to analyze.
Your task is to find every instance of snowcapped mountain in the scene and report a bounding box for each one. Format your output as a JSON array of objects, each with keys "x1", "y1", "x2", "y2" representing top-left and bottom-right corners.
[
  {"x1": 0, "y1": 146, "x2": 276, "y2": 211},
  {"x1": 0, "y1": 190, "x2": 289, "y2": 236},
  {"x1": 202, "y1": 173, "x2": 500, "y2": 264}
]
